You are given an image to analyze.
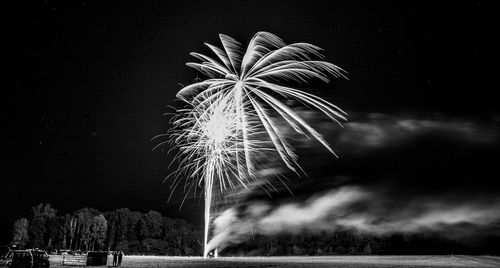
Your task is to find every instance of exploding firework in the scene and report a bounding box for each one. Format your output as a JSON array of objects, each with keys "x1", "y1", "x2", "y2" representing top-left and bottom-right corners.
[{"x1": 155, "y1": 32, "x2": 347, "y2": 257}]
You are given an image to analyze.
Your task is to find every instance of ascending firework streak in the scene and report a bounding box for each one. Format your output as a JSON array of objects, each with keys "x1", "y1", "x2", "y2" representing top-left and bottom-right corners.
[{"x1": 156, "y1": 32, "x2": 347, "y2": 258}]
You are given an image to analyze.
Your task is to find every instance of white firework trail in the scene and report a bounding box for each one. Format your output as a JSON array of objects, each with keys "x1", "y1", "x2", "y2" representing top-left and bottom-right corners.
[{"x1": 154, "y1": 32, "x2": 347, "y2": 257}]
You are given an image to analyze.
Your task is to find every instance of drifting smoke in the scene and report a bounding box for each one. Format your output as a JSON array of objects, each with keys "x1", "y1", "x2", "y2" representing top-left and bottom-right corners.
[
  {"x1": 207, "y1": 113, "x2": 500, "y2": 252},
  {"x1": 335, "y1": 113, "x2": 499, "y2": 152},
  {"x1": 208, "y1": 187, "x2": 500, "y2": 252}
]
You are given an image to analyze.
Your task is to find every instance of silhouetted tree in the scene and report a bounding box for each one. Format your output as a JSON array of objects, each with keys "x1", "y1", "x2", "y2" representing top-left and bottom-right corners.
[
  {"x1": 11, "y1": 218, "x2": 29, "y2": 248},
  {"x1": 73, "y1": 208, "x2": 100, "y2": 250},
  {"x1": 90, "y1": 215, "x2": 107, "y2": 250},
  {"x1": 106, "y1": 208, "x2": 136, "y2": 250},
  {"x1": 46, "y1": 216, "x2": 66, "y2": 249},
  {"x1": 28, "y1": 203, "x2": 56, "y2": 248},
  {"x1": 65, "y1": 215, "x2": 77, "y2": 250},
  {"x1": 138, "y1": 210, "x2": 163, "y2": 240}
]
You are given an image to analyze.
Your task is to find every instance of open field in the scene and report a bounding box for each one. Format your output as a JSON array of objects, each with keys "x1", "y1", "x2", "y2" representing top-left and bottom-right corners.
[{"x1": 47, "y1": 255, "x2": 500, "y2": 268}]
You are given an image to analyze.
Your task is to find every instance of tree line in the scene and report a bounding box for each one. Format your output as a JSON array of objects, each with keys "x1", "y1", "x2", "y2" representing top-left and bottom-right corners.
[
  {"x1": 11, "y1": 204, "x2": 499, "y2": 256},
  {"x1": 222, "y1": 230, "x2": 500, "y2": 256},
  {"x1": 11, "y1": 203, "x2": 202, "y2": 255}
]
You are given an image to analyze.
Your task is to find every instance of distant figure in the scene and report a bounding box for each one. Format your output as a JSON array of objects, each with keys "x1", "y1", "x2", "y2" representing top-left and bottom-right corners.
[
  {"x1": 117, "y1": 251, "x2": 124, "y2": 267},
  {"x1": 112, "y1": 251, "x2": 118, "y2": 266}
]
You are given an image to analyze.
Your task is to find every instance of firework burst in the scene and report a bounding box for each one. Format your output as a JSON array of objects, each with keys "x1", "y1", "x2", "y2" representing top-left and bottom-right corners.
[{"x1": 155, "y1": 32, "x2": 347, "y2": 257}]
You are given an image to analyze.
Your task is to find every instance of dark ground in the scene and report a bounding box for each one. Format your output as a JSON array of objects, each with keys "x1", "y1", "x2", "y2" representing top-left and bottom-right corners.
[{"x1": 46, "y1": 255, "x2": 500, "y2": 268}]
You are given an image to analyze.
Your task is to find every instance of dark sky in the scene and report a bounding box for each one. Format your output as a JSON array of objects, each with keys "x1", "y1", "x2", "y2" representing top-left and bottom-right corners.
[{"x1": 3, "y1": 0, "x2": 499, "y2": 244}]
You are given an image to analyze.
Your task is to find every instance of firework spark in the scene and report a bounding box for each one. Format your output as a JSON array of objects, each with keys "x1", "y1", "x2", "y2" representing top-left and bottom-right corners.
[{"x1": 155, "y1": 32, "x2": 347, "y2": 257}]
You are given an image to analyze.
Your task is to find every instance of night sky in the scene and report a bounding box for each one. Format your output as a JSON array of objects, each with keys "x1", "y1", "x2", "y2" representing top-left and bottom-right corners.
[{"x1": 3, "y1": 0, "x2": 499, "y2": 244}]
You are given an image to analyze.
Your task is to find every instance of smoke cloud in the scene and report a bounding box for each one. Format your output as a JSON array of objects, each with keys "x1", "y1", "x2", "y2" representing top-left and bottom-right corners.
[
  {"x1": 207, "y1": 112, "x2": 500, "y2": 252},
  {"x1": 336, "y1": 113, "x2": 498, "y2": 153},
  {"x1": 208, "y1": 187, "x2": 500, "y2": 252}
]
